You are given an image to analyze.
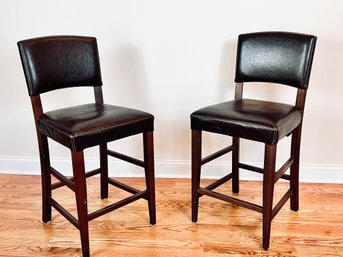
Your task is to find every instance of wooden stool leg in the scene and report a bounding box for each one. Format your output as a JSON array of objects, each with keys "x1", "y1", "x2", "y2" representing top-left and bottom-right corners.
[
  {"x1": 192, "y1": 130, "x2": 202, "y2": 222},
  {"x1": 232, "y1": 137, "x2": 240, "y2": 194},
  {"x1": 262, "y1": 144, "x2": 276, "y2": 250},
  {"x1": 100, "y1": 144, "x2": 109, "y2": 199},
  {"x1": 38, "y1": 133, "x2": 52, "y2": 223},
  {"x1": 72, "y1": 151, "x2": 90, "y2": 257},
  {"x1": 290, "y1": 127, "x2": 302, "y2": 211},
  {"x1": 143, "y1": 131, "x2": 156, "y2": 225}
]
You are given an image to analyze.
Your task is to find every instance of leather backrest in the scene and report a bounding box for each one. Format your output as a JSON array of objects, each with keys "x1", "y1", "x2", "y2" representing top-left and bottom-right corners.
[
  {"x1": 235, "y1": 32, "x2": 317, "y2": 89},
  {"x1": 18, "y1": 35, "x2": 102, "y2": 96}
]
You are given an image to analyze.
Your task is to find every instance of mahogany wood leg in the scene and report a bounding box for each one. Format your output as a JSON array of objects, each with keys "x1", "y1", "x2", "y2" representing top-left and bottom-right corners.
[
  {"x1": 192, "y1": 130, "x2": 202, "y2": 222},
  {"x1": 290, "y1": 127, "x2": 302, "y2": 211},
  {"x1": 72, "y1": 151, "x2": 90, "y2": 257},
  {"x1": 262, "y1": 144, "x2": 276, "y2": 250},
  {"x1": 38, "y1": 133, "x2": 52, "y2": 223},
  {"x1": 143, "y1": 131, "x2": 156, "y2": 225},
  {"x1": 232, "y1": 137, "x2": 240, "y2": 194},
  {"x1": 100, "y1": 144, "x2": 108, "y2": 199}
]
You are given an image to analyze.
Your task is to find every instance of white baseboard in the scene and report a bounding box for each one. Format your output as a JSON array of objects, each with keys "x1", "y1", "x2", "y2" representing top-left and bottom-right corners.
[{"x1": 0, "y1": 156, "x2": 342, "y2": 183}]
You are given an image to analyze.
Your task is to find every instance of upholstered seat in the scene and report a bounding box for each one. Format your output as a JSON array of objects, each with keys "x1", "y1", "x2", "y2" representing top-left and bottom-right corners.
[
  {"x1": 191, "y1": 99, "x2": 302, "y2": 145},
  {"x1": 39, "y1": 103, "x2": 154, "y2": 151}
]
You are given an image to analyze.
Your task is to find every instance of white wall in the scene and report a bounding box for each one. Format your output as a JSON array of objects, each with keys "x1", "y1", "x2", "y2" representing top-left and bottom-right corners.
[{"x1": 0, "y1": 0, "x2": 342, "y2": 182}]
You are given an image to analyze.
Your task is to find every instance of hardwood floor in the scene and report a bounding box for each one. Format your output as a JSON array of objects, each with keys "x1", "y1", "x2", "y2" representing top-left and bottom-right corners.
[{"x1": 0, "y1": 174, "x2": 342, "y2": 257}]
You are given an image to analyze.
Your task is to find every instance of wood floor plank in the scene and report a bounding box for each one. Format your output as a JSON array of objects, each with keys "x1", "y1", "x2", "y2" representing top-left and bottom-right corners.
[{"x1": 0, "y1": 174, "x2": 342, "y2": 256}]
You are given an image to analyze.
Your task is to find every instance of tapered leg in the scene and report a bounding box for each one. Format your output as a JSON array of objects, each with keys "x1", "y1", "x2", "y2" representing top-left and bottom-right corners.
[
  {"x1": 72, "y1": 151, "x2": 90, "y2": 257},
  {"x1": 143, "y1": 131, "x2": 156, "y2": 225},
  {"x1": 100, "y1": 144, "x2": 108, "y2": 199},
  {"x1": 232, "y1": 137, "x2": 240, "y2": 194},
  {"x1": 262, "y1": 144, "x2": 276, "y2": 250},
  {"x1": 192, "y1": 130, "x2": 202, "y2": 222},
  {"x1": 38, "y1": 133, "x2": 52, "y2": 223},
  {"x1": 290, "y1": 126, "x2": 302, "y2": 211}
]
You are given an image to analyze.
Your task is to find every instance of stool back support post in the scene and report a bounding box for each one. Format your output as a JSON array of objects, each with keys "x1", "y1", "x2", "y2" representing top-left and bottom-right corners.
[
  {"x1": 31, "y1": 95, "x2": 52, "y2": 223},
  {"x1": 94, "y1": 86, "x2": 109, "y2": 200},
  {"x1": 232, "y1": 82, "x2": 243, "y2": 194},
  {"x1": 290, "y1": 88, "x2": 307, "y2": 211}
]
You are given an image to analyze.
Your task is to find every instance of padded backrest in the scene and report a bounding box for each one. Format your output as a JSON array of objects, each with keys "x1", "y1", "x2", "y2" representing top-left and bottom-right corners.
[
  {"x1": 18, "y1": 35, "x2": 102, "y2": 96},
  {"x1": 235, "y1": 31, "x2": 317, "y2": 89}
]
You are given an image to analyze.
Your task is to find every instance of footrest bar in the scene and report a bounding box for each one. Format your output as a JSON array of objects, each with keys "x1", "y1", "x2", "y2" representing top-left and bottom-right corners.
[
  {"x1": 88, "y1": 190, "x2": 147, "y2": 221},
  {"x1": 274, "y1": 158, "x2": 294, "y2": 182},
  {"x1": 272, "y1": 189, "x2": 292, "y2": 219},
  {"x1": 238, "y1": 163, "x2": 264, "y2": 174},
  {"x1": 108, "y1": 177, "x2": 143, "y2": 196},
  {"x1": 198, "y1": 188, "x2": 263, "y2": 213},
  {"x1": 51, "y1": 198, "x2": 79, "y2": 229},
  {"x1": 107, "y1": 149, "x2": 144, "y2": 167},
  {"x1": 51, "y1": 168, "x2": 101, "y2": 190},
  {"x1": 204, "y1": 173, "x2": 233, "y2": 191},
  {"x1": 201, "y1": 145, "x2": 235, "y2": 165},
  {"x1": 239, "y1": 162, "x2": 292, "y2": 182},
  {"x1": 50, "y1": 167, "x2": 74, "y2": 190}
]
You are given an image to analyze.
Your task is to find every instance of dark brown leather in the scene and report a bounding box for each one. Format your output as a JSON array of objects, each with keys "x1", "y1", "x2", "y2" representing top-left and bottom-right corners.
[
  {"x1": 38, "y1": 103, "x2": 154, "y2": 152},
  {"x1": 235, "y1": 32, "x2": 317, "y2": 89},
  {"x1": 191, "y1": 99, "x2": 302, "y2": 145},
  {"x1": 18, "y1": 36, "x2": 102, "y2": 96}
]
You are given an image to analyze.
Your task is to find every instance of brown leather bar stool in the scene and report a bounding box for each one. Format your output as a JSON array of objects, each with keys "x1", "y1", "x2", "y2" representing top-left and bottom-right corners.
[
  {"x1": 191, "y1": 31, "x2": 316, "y2": 250},
  {"x1": 18, "y1": 36, "x2": 156, "y2": 257}
]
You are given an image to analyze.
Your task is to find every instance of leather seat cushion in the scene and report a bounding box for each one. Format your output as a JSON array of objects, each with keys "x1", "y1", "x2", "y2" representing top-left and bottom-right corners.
[
  {"x1": 38, "y1": 103, "x2": 154, "y2": 151},
  {"x1": 191, "y1": 99, "x2": 302, "y2": 145}
]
